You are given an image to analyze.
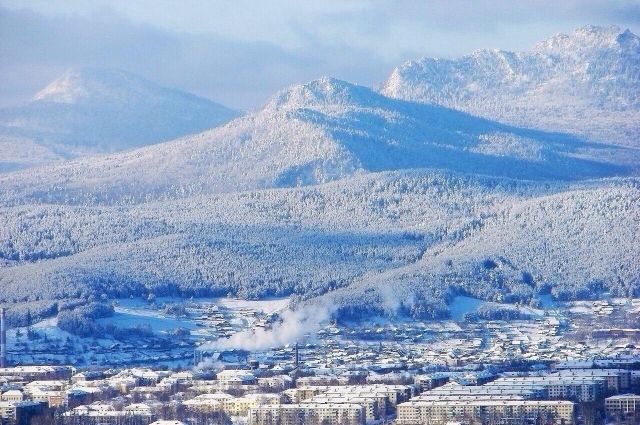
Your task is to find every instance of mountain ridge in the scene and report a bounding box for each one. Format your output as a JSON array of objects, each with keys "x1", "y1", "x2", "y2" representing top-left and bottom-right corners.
[
  {"x1": 382, "y1": 25, "x2": 640, "y2": 146},
  {"x1": 32, "y1": 68, "x2": 224, "y2": 108},
  {"x1": 0, "y1": 77, "x2": 636, "y2": 207},
  {"x1": 1, "y1": 169, "x2": 638, "y2": 318}
]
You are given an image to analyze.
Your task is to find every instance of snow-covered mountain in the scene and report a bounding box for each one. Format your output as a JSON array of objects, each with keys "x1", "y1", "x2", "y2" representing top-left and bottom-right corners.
[
  {"x1": 0, "y1": 68, "x2": 238, "y2": 171},
  {"x1": 0, "y1": 77, "x2": 636, "y2": 206},
  {"x1": 1, "y1": 30, "x2": 638, "y2": 318},
  {"x1": 382, "y1": 25, "x2": 640, "y2": 146}
]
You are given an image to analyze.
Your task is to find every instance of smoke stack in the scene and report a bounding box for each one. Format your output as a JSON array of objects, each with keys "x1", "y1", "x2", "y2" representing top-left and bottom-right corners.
[
  {"x1": 0, "y1": 308, "x2": 6, "y2": 368},
  {"x1": 294, "y1": 342, "x2": 299, "y2": 368}
]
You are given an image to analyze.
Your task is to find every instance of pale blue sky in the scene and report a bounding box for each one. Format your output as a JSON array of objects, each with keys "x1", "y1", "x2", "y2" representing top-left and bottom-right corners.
[{"x1": 1, "y1": 0, "x2": 639, "y2": 109}]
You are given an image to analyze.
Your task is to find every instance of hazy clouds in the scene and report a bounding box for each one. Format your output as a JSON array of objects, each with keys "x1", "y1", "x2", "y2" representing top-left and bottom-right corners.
[{"x1": 1, "y1": 1, "x2": 639, "y2": 110}]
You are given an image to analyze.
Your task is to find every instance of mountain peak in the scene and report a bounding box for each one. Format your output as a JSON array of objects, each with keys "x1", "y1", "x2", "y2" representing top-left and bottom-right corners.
[
  {"x1": 2, "y1": 67, "x2": 239, "y2": 158},
  {"x1": 266, "y1": 77, "x2": 379, "y2": 110},
  {"x1": 534, "y1": 25, "x2": 637, "y2": 55},
  {"x1": 32, "y1": 67, "x2": 173, "y2": 105}
]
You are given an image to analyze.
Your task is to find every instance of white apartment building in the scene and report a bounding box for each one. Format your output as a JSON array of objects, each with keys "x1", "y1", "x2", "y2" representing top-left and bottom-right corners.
[
  {"x1": 605, "y1": 394, "x2": 640, "y2": 416},
  {"x1": 397, "y1": 399, "x2": 574, "y2": 425},
  {"x1": 249, "y1": 403, "x2": 365, "y2": 425}
]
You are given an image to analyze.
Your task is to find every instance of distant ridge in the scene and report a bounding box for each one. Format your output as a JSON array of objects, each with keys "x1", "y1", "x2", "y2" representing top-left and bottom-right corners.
[
  {"x1": 0, "y1": 68, "x2": 238, "y2": 170},
  {"x1": 382, "y1": 25, "x2": 640, "y2": 146}
]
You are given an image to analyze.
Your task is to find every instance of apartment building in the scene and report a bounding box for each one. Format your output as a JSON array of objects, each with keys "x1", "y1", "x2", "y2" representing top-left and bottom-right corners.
[
  {"x1": 485, "y1": 376, "x2": 606, "y2": 402},
  {"x1": 0, "y1": 390, "x2": 23, "y2": 402},
  {"x1": 0, "y1": 400, "x2": 46, "y2": 425},
  {"x1": 0, "y1": 366, "x2": 75, "y2": 381},
  {"x1": 605, "y1": 394, "x2": 640, "y2": 416},
  {"x1": 63, "y1": 402, "x2": 155, "y2": 425},
  {"x1": 397, "y1": 399, "x2": 574, "y2": 425},
  {"x1": 414, "y1": 374, "x2": 449, "y2": 392},
  {"x1": 223, "y1": 393, "x2": 282, "y2": 416},
  {"x1": 305, "y1": 395, "x2": 385, "y2": 423},
  {"x1": 249, "y1": 403, "x2": 365, "y2": 425},
  {"x1": 553, "y1": 369, "x2": 631, "y2": 393}
]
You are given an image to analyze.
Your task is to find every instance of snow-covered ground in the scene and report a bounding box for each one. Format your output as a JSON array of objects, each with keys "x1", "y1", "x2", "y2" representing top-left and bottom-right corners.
[
  {"x1": 448, "y1": 296, "x2": 485, "y2": 321},
  {"x1": 3, "y1": 296, "x2": 291, "y2": 367},
  {"x1": 449, "y1": 295, "x2": 546, "y2": 321}
]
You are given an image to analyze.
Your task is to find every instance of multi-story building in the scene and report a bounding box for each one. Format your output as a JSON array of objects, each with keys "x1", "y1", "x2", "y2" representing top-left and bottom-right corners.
[
  {"x1": 0, "y1": 366, "x2": 75, "y2": 381},
  {"x1": 305, "y1": 395, "x2": 385, "y2": 423},
  {"x1": 284, "y1": 386, "x2": 329, "y2": 402},
  {"x1": 485, "y1": 376, "x2": 606, "y2": 402},
  {"x1": 223, "y1": 393, "x2": 282, "y2": 416},
  {"x1": 414, "y1": 374, "x2": 449, "y2": 392},
  {"x1": 249, "y1": 403, "x2": 365, "y2": 425},
  {"x1": 285, "y1": 384, "x2": 414, "y2": 408},
  {"x1": 29, "y1": 389, "x2": 67, "y2": 408},
  {"x1": 605, "y1": 394, "x2": 640, "y2": 417},
  {"x1": 296, "y1": 375, "x2": 345, "y2": 386},
  {"x1": 0, "y1": 400, "x2": 47, "y2": 425},
  {"x1": 0, "y1": 390, "x2": 23, "y2": 402},
  {"x1": 428, "y1": 382, "x2": 547, "y2": 399},
  {"x1": 131, "y1": 384, "x2": 172, "y2": 399},
  {"x1": 216, "y1": 370, "x2": 257, "y2": 386},
  {"x1": 182, "y1": 397, "x2": 223, "y2": 413},
  {"x1": 124, "y1": 403, "x2": 156, "y2": 416},
  {"x1": 63, "y1": 402, "x2": 155, "y2": 425},
  {"x1": 553, "y1": 369, "x2": 631, "y2": 393},
  {"x1": 397, "y1": 399, "x2": 574, "y2": 425},
  {"x1": 257, "y1": 375, "x2": 293, "y2": 390},
  {"x1": 324, "y1": 384, "x2": 415, "y2": 406}
]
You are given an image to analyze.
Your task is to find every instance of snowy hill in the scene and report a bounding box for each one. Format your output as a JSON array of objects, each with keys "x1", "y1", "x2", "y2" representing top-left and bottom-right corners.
[
  {"x1": 0, "y1": 76, "x2": 636, "y2": 206},
  {"x1": 0, "y1": 169, "x2": 638, "y2": 318},
  {"x1": 0, "y1": 68, "x2": 238, "y2": 170},
  {"x1": 382, "y1": 25, "x2": 640, "y2": 146},
  {"x1": 318, "y1": 177, "x2": 640, "y2": 319}
]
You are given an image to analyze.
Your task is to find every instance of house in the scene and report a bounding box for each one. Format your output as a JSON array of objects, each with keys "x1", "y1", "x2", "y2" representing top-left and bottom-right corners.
[{"x1": 1, "y1": 390, "x2": 23, "y2": 402}]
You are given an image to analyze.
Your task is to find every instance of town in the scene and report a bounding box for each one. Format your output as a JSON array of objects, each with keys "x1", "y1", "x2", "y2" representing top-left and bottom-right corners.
[
  {"x1": 1, "y1": 297, "x2": 640, "y2": 424},
  {"x1": 2, "y1": 357, "x2": 640, "y2": 424}
]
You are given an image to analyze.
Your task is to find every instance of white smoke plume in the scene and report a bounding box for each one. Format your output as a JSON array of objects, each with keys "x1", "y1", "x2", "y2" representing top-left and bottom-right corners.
[{"x1": 207, "y1": 303, "x2": 334, "y2": 351}]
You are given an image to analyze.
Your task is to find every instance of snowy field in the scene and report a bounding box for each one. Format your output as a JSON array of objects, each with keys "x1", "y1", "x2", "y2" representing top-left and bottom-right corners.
[{"x1": 3, "y1": 296, "x2": 290, "y2": 368}]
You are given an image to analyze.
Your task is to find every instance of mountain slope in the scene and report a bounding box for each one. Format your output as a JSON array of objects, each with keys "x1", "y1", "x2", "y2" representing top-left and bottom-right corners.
[
  {"x1": 0, "y1": 169, "x2": 637, "y2": 317},
  {"x1": 0, "y1": 77, "x2": 636, "y2": 206},
  {"x1": 316, "y1": 178, "x2": 640, "y2": 319},
  {"x1": 0, "y1": 169, "x2": 525, "y2": 301},
  {"x1": 0, "y1": 68, "x2": 238, "y2": 170},
  {"x1": 382, "y1": 25, "x2": 640, "y2": 146}
]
